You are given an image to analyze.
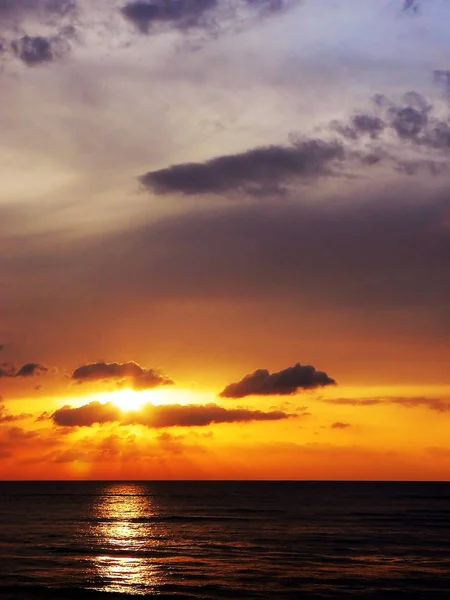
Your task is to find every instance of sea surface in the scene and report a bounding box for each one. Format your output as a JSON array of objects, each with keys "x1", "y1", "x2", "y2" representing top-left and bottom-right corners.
[{"x1": 0, "y1": 481, "x2": 449, "y2": 599}]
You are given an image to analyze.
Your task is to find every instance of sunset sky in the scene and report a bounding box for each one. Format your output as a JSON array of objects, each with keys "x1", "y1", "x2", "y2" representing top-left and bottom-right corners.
[{"x1": 1, "y1": 0, "x2": 449, "y2": 480}]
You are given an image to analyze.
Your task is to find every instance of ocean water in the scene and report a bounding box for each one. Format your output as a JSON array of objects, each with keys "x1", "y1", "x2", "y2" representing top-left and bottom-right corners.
[{"x1": 0, "y1": 481, "x2": 449, "y2": 599}]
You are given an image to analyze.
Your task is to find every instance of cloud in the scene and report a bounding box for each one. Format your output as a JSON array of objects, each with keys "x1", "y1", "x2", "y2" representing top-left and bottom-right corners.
[
  {"x1": 0, "y1": 0, "x2": 302, "y2": 69},
  {"x1": 11, "y1": 36, "x2": 53, "y2": 65},
  {"x1": 332, "y1": 92, "x2": 450, "y2": 170},
  {"x1": 121, "y1": 1, "x2": 171, "y2": 33},
  {"x1": 0, "y1": 425, "x2": 39, "y2": 458},
  {"x1": 121, "y1": 0, "x2": 217, "y2": 33},
  {"x1": 51, "y1": 400, "x2": 292, "y2": 427},
  {"x1": 0, "y1": 405, "x2": 32, "y2": 423},
  {"x1": 331, "y1": 114, "x2": 386, "y2": 140},
  {"x1": 15, "y1": 363, "x2": 48, "y2": 377},
  {"x1": 72, "y1": 361, "x2": 145, "y2": 381},
  {"x1": 53, "y1": 401, "x2": 119, "y2": 427},
  {"x1": 0, "y1": 0, "x2": 77, "y2": 65},
  {"x1": 0, "y1": 423, "x2": 57, "y2": 461},
  {"x1": 71, "y1": 361, "x2": 174, "y2": 389},
  {"x1": 0, "y1": 362, "x2": 48, "y2": 378},
  {"x1": 331, "y1": 421, "x2": 351, "y2": 429},
  {"x1": 220, "y1": 363, "x2": 336, "y2": 398},
  {"x1": 0, "y1": 0, "x2": 76, "y2": 19},
  {"x1": 403, "y1": 0, "x2": 419, "y2": 14},
  {"x1": 127, "y1": 370, "x2": 174, "y2": 391},
  {"x1": 390, "y1": 105, "x2": 428, "y2": 140},
  {"x1": 140, "y1": 139, "x2": 346, "y2": 196},
  {"x1": 10, "y1": 29, "x2": 74, "y2": 65},
  {"x1": 140, "y1": 91, "x2": 450, "y2": 198},
  {"x1": 0, "y1": 363, "x2": 15, "y2": 378},
  {"x1": 324, "y1": 396, "x2": 450, "y2": 412}
]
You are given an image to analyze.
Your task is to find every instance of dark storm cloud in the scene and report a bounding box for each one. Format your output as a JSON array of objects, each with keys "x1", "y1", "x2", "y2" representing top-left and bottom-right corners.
[
  {"x1": 51, "y1": 400, "x2": 292, "y2": 427},
  {"x1": 324, "y1": 396, "x2": 450, "y2": 412},
  {"x1": 220, "y1": 363, "x2": 336, "y2": 398},
  {"x1": 71, "y1": 361, "x2": 174, "y2": 389},
  {"x1": 140, "y1": 139, "x2": 346, "y2": 196}
]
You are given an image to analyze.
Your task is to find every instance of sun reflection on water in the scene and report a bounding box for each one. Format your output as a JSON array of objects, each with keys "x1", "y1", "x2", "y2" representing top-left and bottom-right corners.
[{"x1": 90, "y1": 483, "x2": 163, "y2": 594}]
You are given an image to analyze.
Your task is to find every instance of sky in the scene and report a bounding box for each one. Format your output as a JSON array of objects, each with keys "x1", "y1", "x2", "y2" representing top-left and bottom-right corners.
[{"x1": 1, "y1": 0, "x2": 450, "y2": 480}]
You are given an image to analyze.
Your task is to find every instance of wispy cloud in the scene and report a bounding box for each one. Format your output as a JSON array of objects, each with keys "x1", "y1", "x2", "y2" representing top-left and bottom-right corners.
[{"x1": 324, "y1": 396, "x2": 450, "y2": 412}]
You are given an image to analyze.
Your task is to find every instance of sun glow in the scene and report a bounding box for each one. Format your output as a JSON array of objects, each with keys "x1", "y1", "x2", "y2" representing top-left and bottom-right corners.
[
  {"x1": 66, "y1": 387, "x2": 218, "y2": 413},
  {"x1": 108, "y1": 389, "x2": 149, "y2": 412}
]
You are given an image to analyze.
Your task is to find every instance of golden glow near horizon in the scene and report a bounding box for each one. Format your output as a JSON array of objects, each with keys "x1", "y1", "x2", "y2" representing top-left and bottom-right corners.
[{"x1": 76, "y1": 387, "x2": 217, "y2": 411}]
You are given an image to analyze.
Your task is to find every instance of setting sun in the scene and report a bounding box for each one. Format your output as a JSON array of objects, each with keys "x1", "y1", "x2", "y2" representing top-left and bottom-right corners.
[
  {"x1": 109, "y1": 389, "x2": 150, "y2": 412},
  {"x1": 83, "y1": 387, "x2": 217, "y2": 413}
]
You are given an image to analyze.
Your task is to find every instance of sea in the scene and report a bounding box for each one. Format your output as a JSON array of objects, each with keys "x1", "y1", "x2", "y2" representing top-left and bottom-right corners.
[{"x1": 0, "y1": 481, "x2": 449, "y2": 600}]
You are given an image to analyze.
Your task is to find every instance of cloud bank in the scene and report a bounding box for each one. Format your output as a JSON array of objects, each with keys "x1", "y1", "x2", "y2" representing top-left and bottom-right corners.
[{"x1": 52, "y1": 400, "x2": 292, "y2": 427}]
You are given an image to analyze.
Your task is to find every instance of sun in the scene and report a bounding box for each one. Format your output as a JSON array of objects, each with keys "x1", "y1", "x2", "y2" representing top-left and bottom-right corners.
[
  {"x1": 76, "y1": 387, "x2": 218, "y2": 413},
  {"x1": 109, "y1": 389, "x2": 150, "y2": 412}
]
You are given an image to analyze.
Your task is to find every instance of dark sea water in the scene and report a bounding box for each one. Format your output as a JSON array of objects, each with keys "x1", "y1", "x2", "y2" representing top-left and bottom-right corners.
[{"x1": 0, "y1": 481, "x2": 449, "y2": 600}]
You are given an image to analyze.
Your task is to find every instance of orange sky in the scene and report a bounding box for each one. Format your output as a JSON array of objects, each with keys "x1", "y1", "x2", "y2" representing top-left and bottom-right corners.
[{"x1": 1, "y1": 0, "x2": 450, "y2": 480}]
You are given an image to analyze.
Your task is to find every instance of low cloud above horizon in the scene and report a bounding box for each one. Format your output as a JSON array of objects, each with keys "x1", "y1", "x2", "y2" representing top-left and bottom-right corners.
[
  {"x1": 220, "y1": 363, "x2": 336, "y2": 398},
  {"x1": 51, "y1": 400, "x2": 293, "y2": 428}
]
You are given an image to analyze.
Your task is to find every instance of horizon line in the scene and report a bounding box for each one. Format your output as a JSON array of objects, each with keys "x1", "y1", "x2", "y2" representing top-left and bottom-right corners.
[{"x1": 1, "y1": 479, "x2": 449, "y2": 483}]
